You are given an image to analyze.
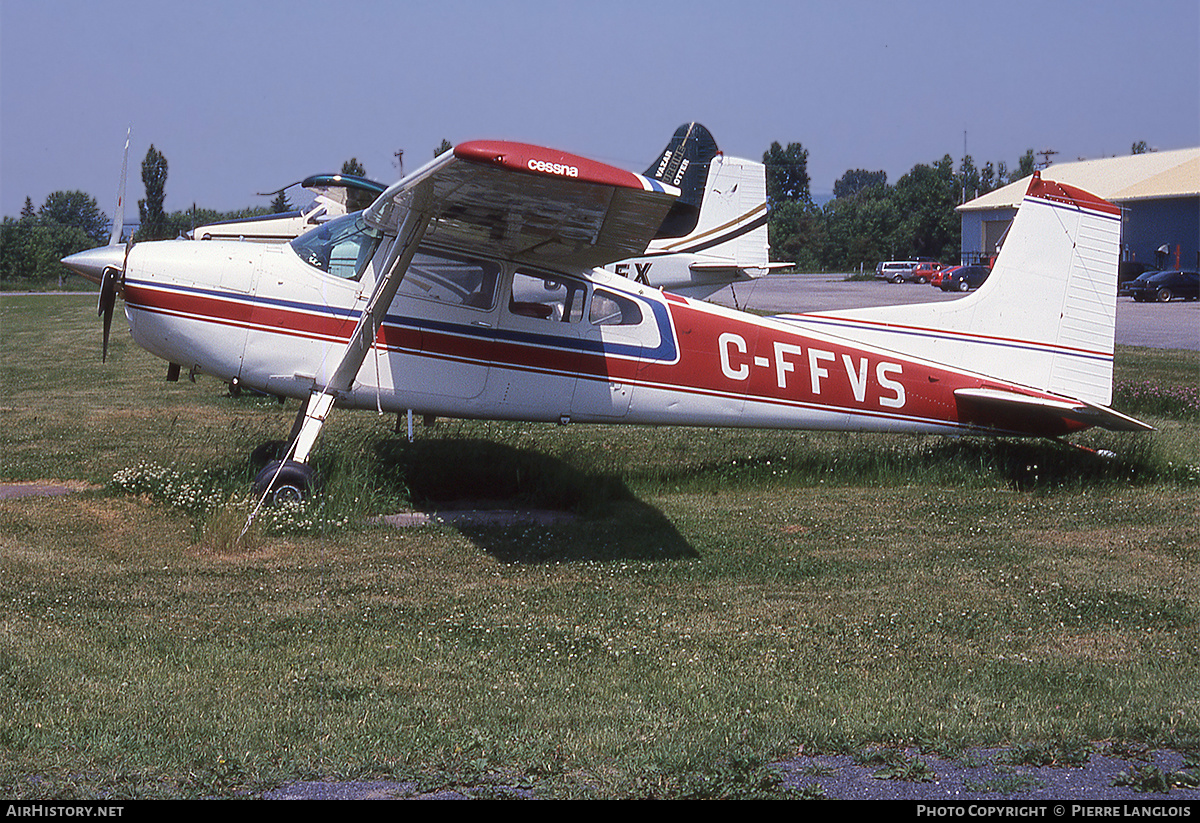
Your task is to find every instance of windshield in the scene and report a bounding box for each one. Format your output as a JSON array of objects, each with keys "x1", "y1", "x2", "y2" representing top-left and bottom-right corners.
[{"x1": 290, "y1": 212, "x2": 382, "y2": 280}]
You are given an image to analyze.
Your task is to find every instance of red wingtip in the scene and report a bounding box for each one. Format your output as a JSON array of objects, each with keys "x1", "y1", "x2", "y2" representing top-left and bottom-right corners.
[
  {"x1": 1025, "y1": 170, "x2": 1121, "y2": 216},
  {"x1": 454, "y1": 140, "x2": 650, "y2": 191}
]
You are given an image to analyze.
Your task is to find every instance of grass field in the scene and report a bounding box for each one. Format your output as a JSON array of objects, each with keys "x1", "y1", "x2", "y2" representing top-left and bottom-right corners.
[{"x1": 1, "y1": 293, "x2": 1198, "y2": 798}]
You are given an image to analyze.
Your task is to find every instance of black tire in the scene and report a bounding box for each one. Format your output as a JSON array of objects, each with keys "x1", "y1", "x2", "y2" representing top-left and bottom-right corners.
[
  {"x1": 250, "y1": 440, "x2": 287, "y2": 468},
  {"x1": 958, "y1": 280, "x2": 970, "y2": 291},
  {"x1": 1157, "y1": 288, "x2": 1173, "y2": 302},
  {"x1": 891, "y1": 275, "x2": 904, "y2": 284},
  {"x1": 253, "y1": 460, "x2": 315, "y2": 506}
]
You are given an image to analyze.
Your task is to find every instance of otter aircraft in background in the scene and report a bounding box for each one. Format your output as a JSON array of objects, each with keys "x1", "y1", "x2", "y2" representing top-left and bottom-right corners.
[
  {"x1": 62, "y1": 132, "x2": 1151, "y2": 504},
  {"x1": 192, "y1": 123, "x2": 776, "y2": 300}
]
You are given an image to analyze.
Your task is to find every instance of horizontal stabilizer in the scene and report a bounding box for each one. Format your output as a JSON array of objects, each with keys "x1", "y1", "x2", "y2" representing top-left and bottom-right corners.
[{"x1": 954, "y1": 388, "x2": 1154, "y2": 433}]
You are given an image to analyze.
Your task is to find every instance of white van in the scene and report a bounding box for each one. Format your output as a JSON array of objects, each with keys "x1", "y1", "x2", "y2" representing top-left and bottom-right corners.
[{"x1": 875, "y1": 261, "x2": 919, "y2": 283}]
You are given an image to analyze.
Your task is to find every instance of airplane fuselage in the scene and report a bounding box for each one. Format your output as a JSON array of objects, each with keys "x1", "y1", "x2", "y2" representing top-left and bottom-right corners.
[{"x1": 117, "y1": 235, "x2": 1088, "y2": 439}]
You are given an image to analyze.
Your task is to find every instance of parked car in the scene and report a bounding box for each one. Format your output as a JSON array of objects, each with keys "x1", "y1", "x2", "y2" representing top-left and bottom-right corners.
[
  {"x1": 1118, "y1": 270, "x2": 1160, "y2": 297},
  {"x1": 930, "y1": 265, "x2": 960, "y2": 288},
  {"x1": 939, "y1": 265, "x2": 991, "y2": 292},
  {"x1": 875, "y1": 261, "x2": 919, "y2": 283},
  {"x1": 909, "y1": 261, "x2": 943, "y2": 284},
  {"x1": 1124, "y1": 270, "x2": 1199, "y2": 302}
]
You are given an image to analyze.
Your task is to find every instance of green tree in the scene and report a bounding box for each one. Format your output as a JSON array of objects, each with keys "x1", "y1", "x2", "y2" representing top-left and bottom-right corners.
[
  {"x1": 820, "y1": 185, "x2": 900, "y2": 271},
  {"x1": 1131, "y1": 140, "x2": 1150, "y2": 155},
  {"x1": 1013, "y1": 149, "x2": 1036, "y2": 182},
  {"x1": 995, "y1": 161, "x2": 1009, "y2": 187},
  {"x1": 763, "y1": 140, "x2": 816, "y2": 268},
  {"x1": 980, "y1": 162, "x2": 996, "y2": 193},
  {"x1": 137, "y1": 144, "x2": 171, "y2": 240},
  {"x1": 892, "y1": 155, "x2": 960, "y2": 261},
  {"x1": 833, "y1": 169, "x2": 887, "y2": 199},
  {"x1": 1, "y1": 190, "x2": 111, "y2": 286},
  {"x1": 763, "y1": 141, "x2": 813, "y2": 206},
  {"x1": 434, "y1": 139, "x2": 453, "y2": 157},
  {"x1": 270, "y1": 191, "x2": 292, "y2": 213},
  {"x1": 341, "y1": 158, "x2": 366, "y2": 177},
  {"x1": 957, "y1": 155, "x2": 980, "y2": 204},
  {"x1": 1, "y1": 214, "x2": 95, "y2": 287},
  {"x1": 39, "y1": 190, "x2": 109, "y2": 244}
]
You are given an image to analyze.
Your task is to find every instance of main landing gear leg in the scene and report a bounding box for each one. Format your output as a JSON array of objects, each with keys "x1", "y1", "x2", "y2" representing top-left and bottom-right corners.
[{"x1": 251, "y1": 391, "x2": 334, "y2": 505}]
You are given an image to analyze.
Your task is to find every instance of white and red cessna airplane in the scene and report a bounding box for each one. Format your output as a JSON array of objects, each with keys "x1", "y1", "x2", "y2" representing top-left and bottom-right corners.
[{"x1": 62, "y1": 133, "x2": 1151, "y2": 503}]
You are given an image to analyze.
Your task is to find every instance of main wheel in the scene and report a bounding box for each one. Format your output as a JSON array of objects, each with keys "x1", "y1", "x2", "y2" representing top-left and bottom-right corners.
[{"x1": 253, "y1": 460, "x2": 315, "y2": 506}]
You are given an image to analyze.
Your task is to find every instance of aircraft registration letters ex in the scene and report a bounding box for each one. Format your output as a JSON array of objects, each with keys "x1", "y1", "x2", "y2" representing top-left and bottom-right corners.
[{"x1": 62, "y1": 123, "x2": 1151, "y2": 504}]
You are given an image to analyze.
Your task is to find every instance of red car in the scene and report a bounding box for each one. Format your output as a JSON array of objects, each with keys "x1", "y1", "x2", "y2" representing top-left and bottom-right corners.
[
  {"x1": 909, "y1": 262, "x2": 943, "y2": 284},
  {"x1": 930, "y1": 265, "x2": 959, "y2": 288}
]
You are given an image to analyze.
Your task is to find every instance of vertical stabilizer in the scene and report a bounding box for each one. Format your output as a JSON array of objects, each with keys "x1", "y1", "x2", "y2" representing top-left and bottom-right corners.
[
  {"x1": 788, "y1": 173, "x2": 1124, "y2": 405},
  {"x1": 609, "y1": 123, "x2": 773, "y2": 298},
  {"x1": 644, "y1": 122, "x2": 721, "y2": 239}
]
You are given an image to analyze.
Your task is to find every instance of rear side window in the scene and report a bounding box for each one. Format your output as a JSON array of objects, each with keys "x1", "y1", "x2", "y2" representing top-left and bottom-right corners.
[
  {"x1": 589, "y1": 289, "x2": 643, "y2": 326},
  {"x1": 509, "y1": 271, "x2": 586, "y2": 322}
]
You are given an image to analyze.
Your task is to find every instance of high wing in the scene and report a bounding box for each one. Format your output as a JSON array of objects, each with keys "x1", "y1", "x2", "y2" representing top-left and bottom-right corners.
[
  {"x1": 365, "y1": 141, "x2": 679, "y2": 271},
  {"x1": 284, "y1": 140, "x2": 680, "y2": 471}
]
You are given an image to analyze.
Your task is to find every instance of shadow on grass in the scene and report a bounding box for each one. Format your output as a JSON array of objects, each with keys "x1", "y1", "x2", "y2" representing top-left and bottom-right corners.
[{"x1": 371, "y1": 438, "x2": 699, "y2": 564}]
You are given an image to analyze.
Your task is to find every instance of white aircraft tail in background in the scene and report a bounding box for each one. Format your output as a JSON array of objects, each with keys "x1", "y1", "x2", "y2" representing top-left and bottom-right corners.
[{"x1": 606, "y1": 122, "x2": 779, "y2": 299}]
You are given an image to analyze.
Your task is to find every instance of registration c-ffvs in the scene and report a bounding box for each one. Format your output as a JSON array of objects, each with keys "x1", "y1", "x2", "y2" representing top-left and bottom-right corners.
[{"x1": 718, "y1": 331, "x2": 906, "y2": 409}]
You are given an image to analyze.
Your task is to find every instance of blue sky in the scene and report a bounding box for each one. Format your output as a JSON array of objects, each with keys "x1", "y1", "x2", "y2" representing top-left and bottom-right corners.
[{"x1": 2, "y1": 0, "x2": 1197, "y2": 219}]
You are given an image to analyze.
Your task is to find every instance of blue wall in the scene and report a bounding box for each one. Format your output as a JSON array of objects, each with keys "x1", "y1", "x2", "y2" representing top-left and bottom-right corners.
[
  {"x1": 1119, "y1": 197, "x2": 1199, "y2": 271},
  {"x1": 961, "y1": 197, "x2": 1198, "y2": 271}
]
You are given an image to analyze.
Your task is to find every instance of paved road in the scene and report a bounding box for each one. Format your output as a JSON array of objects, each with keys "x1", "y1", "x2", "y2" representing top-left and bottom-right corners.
[{"x1": 707, "y1": 273, "x2": 1200, "y2": 351}]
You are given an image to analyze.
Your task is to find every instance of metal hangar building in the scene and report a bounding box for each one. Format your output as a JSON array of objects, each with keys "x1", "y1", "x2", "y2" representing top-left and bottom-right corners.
[{"x1": 957, "y1": 147, "x2": 1200, "y2": 275}]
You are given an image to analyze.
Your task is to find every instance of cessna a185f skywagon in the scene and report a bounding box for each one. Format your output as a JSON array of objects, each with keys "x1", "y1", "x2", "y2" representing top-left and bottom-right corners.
[{"x1": 62, "y1": 133, "x2": 1152, "y2": 503}]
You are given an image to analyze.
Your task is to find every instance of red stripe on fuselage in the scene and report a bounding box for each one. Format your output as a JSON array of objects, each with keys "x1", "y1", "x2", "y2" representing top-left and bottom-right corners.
[
  {"x1": 645, "y1": 299, "x2": 1084, "y2": 436},
  {"x1": 125, "y1": 279, "x2": 1082, "y2": 436}
]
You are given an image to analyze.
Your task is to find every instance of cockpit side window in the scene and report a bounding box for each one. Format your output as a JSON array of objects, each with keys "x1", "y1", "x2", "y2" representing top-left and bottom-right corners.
[
  {"x1": 397, "y1": 251, "x2": 499, "y2": 311},
  {"x1": 509, "y1": 271, "x2": 585, "y2": 322},
  {"x1": 290, "y1": 212, "x2": 382, "y2": 281}
]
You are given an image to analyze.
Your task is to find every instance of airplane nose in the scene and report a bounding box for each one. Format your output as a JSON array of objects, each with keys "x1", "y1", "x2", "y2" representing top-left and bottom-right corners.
[{"x1": 61, "y1": 245, "x2": 129, "y2": 285}]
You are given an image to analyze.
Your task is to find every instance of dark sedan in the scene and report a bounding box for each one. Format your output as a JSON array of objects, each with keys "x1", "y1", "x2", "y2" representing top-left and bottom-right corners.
[
  {"x1": 1118, "y1": 270, "x2": 1160, "y2": 297},
  {"x1": 939, "y1": 265, "x2": 991, "y2": 292},
  {"x1": 1125, "y1": 270, "x2": 1199, "y2": 302}
]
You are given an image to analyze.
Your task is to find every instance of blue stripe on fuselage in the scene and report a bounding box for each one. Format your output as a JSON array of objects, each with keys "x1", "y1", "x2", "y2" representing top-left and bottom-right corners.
[{"x1": 125, "y1": 277, "x2": 679, "y2": 364}]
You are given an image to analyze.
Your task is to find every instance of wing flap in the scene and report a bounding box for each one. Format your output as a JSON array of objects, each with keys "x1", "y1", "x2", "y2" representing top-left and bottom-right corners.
[{"x1": 364, "y1": 141, "x2": 679, "y2": 271}]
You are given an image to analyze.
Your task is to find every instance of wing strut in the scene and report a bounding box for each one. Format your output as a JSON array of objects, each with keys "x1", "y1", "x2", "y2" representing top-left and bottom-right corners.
[
  {"x1": 292, "y1": 195, "x2": 432, "y2": 465},
  {"x1": 247, "y1": 180, "x2": 436, "y2": 523}
]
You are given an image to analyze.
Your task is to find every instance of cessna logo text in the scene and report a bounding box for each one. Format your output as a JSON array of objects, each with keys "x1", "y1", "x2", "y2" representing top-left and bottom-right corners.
[{"x1": 528, "y1": 159, "x2": 579, "y2": 178}]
